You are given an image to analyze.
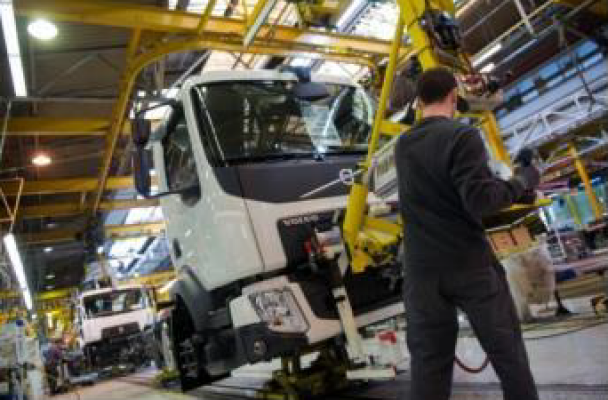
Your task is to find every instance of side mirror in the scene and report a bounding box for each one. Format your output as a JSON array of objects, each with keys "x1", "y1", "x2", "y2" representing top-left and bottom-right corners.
[
  {"x1": 132, "y1": 147, "x2": 152, "y2": 198},
  {"x1": 131, "y1": 119, "x2": 152, "y2": 198},
  {"x1": 293, "y1": 82, "x2": 330, "y2": 101},
  {"x1": 132, "y1": 118, "x2": 151, "y2": 147}
]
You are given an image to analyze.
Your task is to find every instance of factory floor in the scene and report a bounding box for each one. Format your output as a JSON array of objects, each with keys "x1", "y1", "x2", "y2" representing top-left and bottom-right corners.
[
  {"x1": 51, "y1": 369, "x2": 608, "y2": 400},
  {"x1": 52, "y1": 300, "x2": 608, "y2": 400}
]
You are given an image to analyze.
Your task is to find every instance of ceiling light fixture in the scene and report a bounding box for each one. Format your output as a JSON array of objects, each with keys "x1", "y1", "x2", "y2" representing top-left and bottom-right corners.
[
  {"x1": 3, "y1": 234, "x2": 33, "y2": 310},
  {"x1": 44, "y1": 247, "x2": 53, "y2": 253},
  {"x1": 480, "y1": 62, "x2": 496, "y2": 73},
  {"x1": 472, "y1": 43, "x2": 502, "y2": 68},
  {"x1": 27, "y1": 19, "x2": 58, "y2": 40},
  {"x1": 0, "y1": 0, "x2": 27, "y2": 96},
  {"x1": 32, "y1": 153, "x2": 52, "y2": 166},
  {"x1": 336, "y1": 0, "x2": 365, "y2": 29},
  {"x1": 46, "y1": 274, "x2": 55, "y2": 279}
]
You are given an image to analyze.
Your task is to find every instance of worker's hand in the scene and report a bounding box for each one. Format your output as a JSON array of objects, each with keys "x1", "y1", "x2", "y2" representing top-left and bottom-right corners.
[
  {"x1": 513, "y1": 147, "x2": 541, "y2": 191},
  {"x1": 517, "y1": 189, "x2": 537, "y2": 204},
  {"x1": 513, "y1": 164, "x2": 540, "y2": 191}
]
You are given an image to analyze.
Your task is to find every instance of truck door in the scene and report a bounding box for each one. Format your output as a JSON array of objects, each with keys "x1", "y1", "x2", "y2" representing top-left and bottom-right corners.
[{"x1": 153, "y1": 99, "x2": 263, "y2": 290}]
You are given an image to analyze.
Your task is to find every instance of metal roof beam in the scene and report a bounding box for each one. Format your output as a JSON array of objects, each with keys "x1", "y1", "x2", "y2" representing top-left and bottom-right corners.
[
  {"x1": 22, "y1": 222, "x2": 165, "y2": 245},
  {"x1": 554, "y1": 0, "x2": 607, "y2": 16},
  {"x1": 17, "y1": 0, "x2": 395, "y2": 57},
  {"x1": 0, "y1": 198, "x2": 159, "y2": 220}
]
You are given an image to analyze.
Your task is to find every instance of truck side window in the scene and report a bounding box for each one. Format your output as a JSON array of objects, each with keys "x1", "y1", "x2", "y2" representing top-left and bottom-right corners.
[{"x1": 162, "y1": 110, "x2": 201, "y2": 205}]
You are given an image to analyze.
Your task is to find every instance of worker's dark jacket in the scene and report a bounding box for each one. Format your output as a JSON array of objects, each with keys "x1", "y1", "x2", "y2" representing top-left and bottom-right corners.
[{"x1": 395, "y1": 116, "x2": 525, "y2": 273}]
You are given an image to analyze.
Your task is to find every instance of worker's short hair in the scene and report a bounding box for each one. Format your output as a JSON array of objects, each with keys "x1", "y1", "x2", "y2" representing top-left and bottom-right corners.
[{"x1": 416, "y1": 67, "x2": 458, "y2": 105}]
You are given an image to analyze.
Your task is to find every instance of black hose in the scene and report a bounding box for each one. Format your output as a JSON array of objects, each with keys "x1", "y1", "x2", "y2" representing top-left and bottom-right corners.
[{"x1": 454, "y1": 356, "x2": 490, "y2": 374}]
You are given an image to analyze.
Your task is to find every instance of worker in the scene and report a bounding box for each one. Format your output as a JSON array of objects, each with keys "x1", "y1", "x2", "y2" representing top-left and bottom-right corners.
[{"x1": 394, "y1": 68, "x2": 540, "y2": 400}]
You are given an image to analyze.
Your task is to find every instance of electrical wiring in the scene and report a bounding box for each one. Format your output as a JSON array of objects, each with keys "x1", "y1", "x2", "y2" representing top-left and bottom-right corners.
[
  {"x1": 453, "y1": 314, "x2": 607, "y2": 372},
  {"x1": 454, "y1": 355, "x2": 490, "y2": 373},
  {"x1": 523, "y1": 319, "x2": 608, "y2": 341}
]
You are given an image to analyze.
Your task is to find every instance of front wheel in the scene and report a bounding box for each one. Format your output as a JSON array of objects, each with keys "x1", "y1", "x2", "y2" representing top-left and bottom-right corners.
[{"x1": 171, "y1": 300, "x2": 213, "y2": 392}]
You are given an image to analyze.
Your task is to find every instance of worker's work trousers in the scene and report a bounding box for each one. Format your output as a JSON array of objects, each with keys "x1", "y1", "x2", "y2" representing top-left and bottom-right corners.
[{"x1": 403, "y1": 260, "x2": 539, "y2": 400}]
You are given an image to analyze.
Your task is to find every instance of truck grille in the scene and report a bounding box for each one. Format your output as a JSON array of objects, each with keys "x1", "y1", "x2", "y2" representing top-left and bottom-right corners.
[{"x1": 101, "y1": 322, "x2": 140, "y2": 339}]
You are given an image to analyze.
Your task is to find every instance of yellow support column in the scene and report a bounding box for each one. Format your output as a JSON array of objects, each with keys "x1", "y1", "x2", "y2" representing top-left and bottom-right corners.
[
  {"x1": 568, "y1": 143, "x2": 603, "y2": 220},
  {"x1": 565, "y1": 194, "x2": 582, "y2": 227},
  {"x1": 482, "y1": 111, "x2": 511, "y2": 167},
  {"x1": 342, "y1": 9, "x2": 406, "y2": 259}
]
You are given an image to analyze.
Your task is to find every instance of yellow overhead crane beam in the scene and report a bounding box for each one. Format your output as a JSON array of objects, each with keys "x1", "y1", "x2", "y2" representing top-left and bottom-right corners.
[
  {"x1": 0, "y1": 176, "x2": 150, "y2": 196},
  {"x1": 16, "y1": 0, "x2": 397, "y2": 58},
  {"x1": 22, "y1": 222, "x2": 165, "y2": 245},
  {"x1": 0, "y1": 198, "x2": 159, "y2": 220},
  {"x1": 6, "y1": 117, "x2": 110, "y2": 136}
]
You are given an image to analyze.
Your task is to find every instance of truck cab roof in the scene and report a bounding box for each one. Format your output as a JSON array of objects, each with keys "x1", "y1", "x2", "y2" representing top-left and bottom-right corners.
[
  {"x1": 180, "y1": 70, "x2": 357, "y2": 95},
  {"x1": 80, "y1": 284, "x2": 145, "y2": 299}
]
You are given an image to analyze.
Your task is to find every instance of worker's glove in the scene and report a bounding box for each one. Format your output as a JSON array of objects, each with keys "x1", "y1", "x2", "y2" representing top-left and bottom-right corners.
[{"x1": 517, "y1": 189, "x2": 537, "y2": 204}]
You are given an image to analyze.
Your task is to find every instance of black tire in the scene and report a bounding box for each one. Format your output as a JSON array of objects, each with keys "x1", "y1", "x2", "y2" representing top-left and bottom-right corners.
[{"x1": 171, "y1": 299, "x2": 213, "y2": 392}]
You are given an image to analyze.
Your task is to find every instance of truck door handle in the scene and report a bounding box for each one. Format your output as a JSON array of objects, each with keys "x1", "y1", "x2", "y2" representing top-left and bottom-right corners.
[{"x1": 173, "y1": 239, "x2": 183, "y2": 259}]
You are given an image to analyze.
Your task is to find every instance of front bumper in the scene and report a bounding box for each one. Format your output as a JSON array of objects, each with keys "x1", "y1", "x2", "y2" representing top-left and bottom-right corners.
[{"x1": 230, "y1": 276, "x2": 404, "y2": 364}]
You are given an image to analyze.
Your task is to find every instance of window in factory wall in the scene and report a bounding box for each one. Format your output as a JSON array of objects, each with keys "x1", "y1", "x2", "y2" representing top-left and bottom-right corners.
[{"x1": 494, "y1": 40, "x2": 604, "y2": 118}]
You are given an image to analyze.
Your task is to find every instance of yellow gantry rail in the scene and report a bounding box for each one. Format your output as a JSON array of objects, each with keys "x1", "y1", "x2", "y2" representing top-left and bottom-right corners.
[
  {"x1": 0, "y1": 198, "x2": 159, "y2": 220},
  {"x1": 6, "y1": 117, "x2": 110, "y2": 136},
  {"x1": 0, "y1": 176, "x2": 153, "y2": 196},
  {"x1": 23, "y1": 222, "x2": 165, "y2": 245},
  {"x1": 16, "y1": 0, "x2": 398, "y2": 58}
]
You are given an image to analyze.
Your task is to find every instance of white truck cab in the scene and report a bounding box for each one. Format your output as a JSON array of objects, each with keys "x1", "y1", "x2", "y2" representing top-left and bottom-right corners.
[
  {"x1": 132, "y1": 70, "x2": 404, "y2": 390},
  {"x1": 76, "y1": 285, "x2": 156, "y2": 368}
]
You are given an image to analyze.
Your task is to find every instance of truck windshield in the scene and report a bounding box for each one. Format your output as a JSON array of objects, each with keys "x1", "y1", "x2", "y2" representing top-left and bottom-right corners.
[
  {"x1": 192, "y1": 80, "x2": 374, "y2": 163},
  {"x1": 82, "y1": 289, "x2": 145, "y2": 318}
]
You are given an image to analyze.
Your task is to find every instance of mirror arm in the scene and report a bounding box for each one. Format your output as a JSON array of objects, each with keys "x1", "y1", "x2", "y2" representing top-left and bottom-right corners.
[{"x1": 141, "y1": 185, "x2": 200, "y2": 200}]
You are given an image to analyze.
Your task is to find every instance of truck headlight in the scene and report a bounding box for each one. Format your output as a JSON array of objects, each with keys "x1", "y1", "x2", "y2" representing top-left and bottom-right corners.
[{"x1": 249, "y1": 289, "x2": 308, "y2": 333}]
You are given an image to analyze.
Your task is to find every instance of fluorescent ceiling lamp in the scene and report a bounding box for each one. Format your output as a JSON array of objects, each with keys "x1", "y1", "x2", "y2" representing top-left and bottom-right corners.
[
  {"x1": 44, "y1": 247, "x2": 53, "y2": 253},
  {"x1": 27, "y1": 19, "x2": 57, "y2": 40},
  {"x1": 1, "y1": 0, "x2": 27, "y2": 97},
  {"x1": 3, "y1": 234, "x2": 33, "y2": 310},
  {"x1": 32, "y1": 153, "x2": 52, "y2": 166},
  {"x1": 336, "y1": 0, "x2": 364, "y2": 29},
  {"x1": 480, "y1": 62, "x2": 495, "y2": 73},
  {"x1": 473, "y1": 43, "x2": 502, "y2": 68}
]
